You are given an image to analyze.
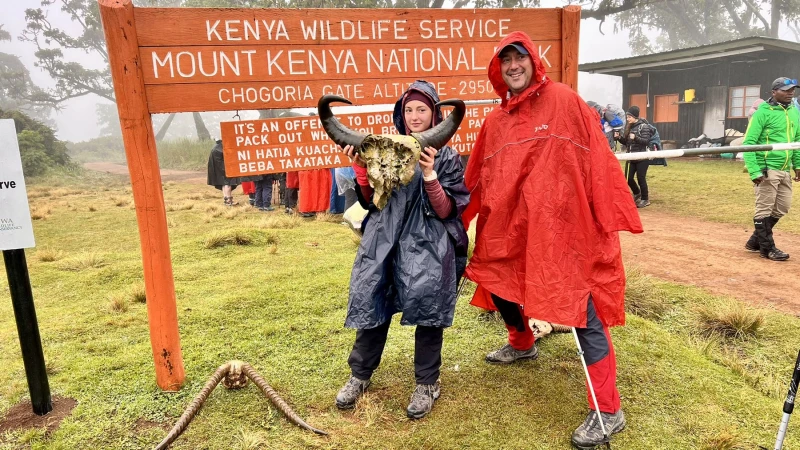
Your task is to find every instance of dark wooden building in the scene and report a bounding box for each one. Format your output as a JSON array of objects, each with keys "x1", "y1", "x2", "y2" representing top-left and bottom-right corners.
[{"x1": 580, "y1": 37, "x2": 800, "y2": 147}]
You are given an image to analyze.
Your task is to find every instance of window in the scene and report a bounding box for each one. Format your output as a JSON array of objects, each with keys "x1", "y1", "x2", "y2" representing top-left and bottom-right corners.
[
  {"x1": 728, "y1": 85, "x2": 761, "y2": 118},
  {"x1": 629, "y1": 94, "x2": 647, "y2": 120},
  {"x1": 653, "y1": 94, "x2": 679, "y2": 123}
]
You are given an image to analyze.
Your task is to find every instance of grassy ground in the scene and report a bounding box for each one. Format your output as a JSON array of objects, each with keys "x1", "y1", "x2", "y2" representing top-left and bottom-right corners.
[
  {"x1": 66, "y1": 137, "x2": 212, "y2": 172},
  {"x1": 0, "y1": 165, "x2": 798, "y2": 449},
  {"x1": 643, "y1": 158, "x2": 800, "y2": 234}
]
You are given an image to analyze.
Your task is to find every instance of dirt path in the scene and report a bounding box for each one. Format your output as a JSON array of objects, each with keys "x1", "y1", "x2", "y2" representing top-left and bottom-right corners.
[
  {"x1": 83, "y1": 162, "x2": 206, "y2": 184},
  {"x1": 621, "y1": 210, "x2": 800, "y2": 316},
  {"x1": 83, "y1": 162, "x2": 800, "y2": 316}
]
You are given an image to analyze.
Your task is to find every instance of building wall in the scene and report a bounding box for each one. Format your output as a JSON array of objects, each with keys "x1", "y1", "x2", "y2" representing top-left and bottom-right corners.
[{"x1": 620, "y1": 51, "x2": 800, "y2": 145}]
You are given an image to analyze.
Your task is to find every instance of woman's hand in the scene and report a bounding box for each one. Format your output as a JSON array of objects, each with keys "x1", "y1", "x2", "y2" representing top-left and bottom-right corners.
[
  {"x1": 343, "y1": 145, "x2": 366, "y2": 168},
  {"x1": 419, "y1": 146, "x2": 437, "y2": 178}
]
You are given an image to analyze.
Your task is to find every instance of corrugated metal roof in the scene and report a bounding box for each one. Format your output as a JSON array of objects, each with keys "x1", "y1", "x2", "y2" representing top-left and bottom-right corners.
[{"x1": 580, "y1": 36, "x2": 800, "y2": 75}]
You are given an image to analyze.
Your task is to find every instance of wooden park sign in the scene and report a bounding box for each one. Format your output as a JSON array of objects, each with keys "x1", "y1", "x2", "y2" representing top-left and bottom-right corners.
[
  {"x1": 221, "y1": 104, "x2": 493, "y2": 176},
  {"x1": 98, "y1": 0, "x2": 580, "y2": 390},
  {"x1": 134, "y1": 8, "x2": 574, "y2": 112}
]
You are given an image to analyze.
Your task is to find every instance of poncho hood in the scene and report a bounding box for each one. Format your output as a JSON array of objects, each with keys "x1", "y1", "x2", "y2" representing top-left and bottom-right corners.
[{"x1": 488, "y1": 31, "x2": 550, "y2": 110}]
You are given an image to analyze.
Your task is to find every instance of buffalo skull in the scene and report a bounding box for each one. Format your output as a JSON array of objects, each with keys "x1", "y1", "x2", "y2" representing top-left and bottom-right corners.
[{"x1": 318, "y1": 94, "x2": 465, "y2": 210}]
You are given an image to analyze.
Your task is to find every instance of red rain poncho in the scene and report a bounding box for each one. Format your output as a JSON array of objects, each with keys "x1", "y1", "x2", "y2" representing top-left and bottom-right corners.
[
  {"x1": 298, "y1": 169, "x2": 331, "y2": 213},
  {"x1": 462, "y1": 32, "x2": 643, "y2": 328}
]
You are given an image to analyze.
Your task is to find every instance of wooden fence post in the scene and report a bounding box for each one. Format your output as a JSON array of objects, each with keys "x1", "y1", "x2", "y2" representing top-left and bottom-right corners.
[
  {"x1": 98, "y1": 0, "x2": 185, "y2": 391},
  {"x1": 561, "y1": 5, "x2": 581, "y2": 91}
]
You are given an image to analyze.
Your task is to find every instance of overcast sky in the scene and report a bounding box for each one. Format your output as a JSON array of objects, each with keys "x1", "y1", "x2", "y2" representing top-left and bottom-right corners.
[{"x1": 1, "y1": 0, "x2": 633, "y2": 142}]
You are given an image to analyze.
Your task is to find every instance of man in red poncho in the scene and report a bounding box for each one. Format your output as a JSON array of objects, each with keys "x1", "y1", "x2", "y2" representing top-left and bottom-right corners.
[{"x1": 462, "y1": 31, "x2": 643, "y2": 448}]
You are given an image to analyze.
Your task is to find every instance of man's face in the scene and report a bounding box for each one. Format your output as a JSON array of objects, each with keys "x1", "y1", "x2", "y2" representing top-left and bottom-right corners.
[
  {"x1": 773, "y1": 87, "x2": 796, "y2": 104},
  {"x1": 500, "y1": 48, "x2": 534, "y2": 96}
]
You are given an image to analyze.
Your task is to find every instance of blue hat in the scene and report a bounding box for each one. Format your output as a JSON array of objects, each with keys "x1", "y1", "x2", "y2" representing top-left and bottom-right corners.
[{"x1": 499, "y1": 43, "x2": 529, "y2": 57}]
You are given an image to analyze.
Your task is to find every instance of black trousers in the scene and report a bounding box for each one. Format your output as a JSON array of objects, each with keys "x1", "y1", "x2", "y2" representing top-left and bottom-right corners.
[
  {"x1": 284, "y1": 188, "x2": 299, "y2": 208},
  {"x1": 348, "y1": 318, "x2": 444, "y2": 385},
  {"x1": 627, "y1": 160, "x2": 649, "y2": 201},
  {"x1": 492, "y1": 295, "x2": 609, "y2": 365}
]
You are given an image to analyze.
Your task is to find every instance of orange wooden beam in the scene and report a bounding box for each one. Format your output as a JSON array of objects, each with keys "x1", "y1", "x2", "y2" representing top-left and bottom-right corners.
[
  {"x1": 98, "y1": 0, "x2": 185, "y2": 391},
  {"x1": 561, "y1": 5, "x2": 581, "y2": 91}
]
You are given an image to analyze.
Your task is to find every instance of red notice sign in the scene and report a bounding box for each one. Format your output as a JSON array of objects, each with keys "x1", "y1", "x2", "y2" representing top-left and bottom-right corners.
[{"x1": 221, "y1": 103, "x2": 493, "y2": 176}]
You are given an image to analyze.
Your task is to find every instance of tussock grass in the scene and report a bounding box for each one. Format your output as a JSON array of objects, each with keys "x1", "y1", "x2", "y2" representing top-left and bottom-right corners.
[
  {"x1": 266, "y1": 243, "x2": 278, "y2": 254},
  {"x1": 223, "y1": 208, "x2": 243, "y2": 220},
  {"x1": 315, "y1": 212, "x2": 343, "y2": 223},
  {"x1": 107, "y1": 293, "x2": 130, "y2": 313},
  {"x1": 30, "y1": 206, "x2": 51, "y2": 220},
  {"x1": 701, "y1": 432, "x2": 741, "y2": 450},
  {"x1": 56, "y1": 252, "x2": 107, "y2": 271},
  {"x1": 352, "y1": 392, "x2": 392, "y2": 428},
  {"x1": 128, "y1": 283, "x2": 147, "y2": 304},
  {"x1": 45, "y1": 359, "x2": 60, "y2": 376},
  {"x1": 232, "y1": 430, "x2": 267, "y2": 450},
  {"x1": 50, "y1": 188, "x2": 83, "y2": 197},
  {"x1": 88, "y1": 205, "x2": 97, "y2": 212},
  {"x1": 166, "y1": 201, "x2": 194, "y2": 212},
  {"x1": 35, "y1": 247, "x2": 64, "y2": 262},
  {"x1": 256, "y1": 214, "x2": 302, "y2": 229},
  {"x1": 26, "y1": 188, "x2": 51, "y2": 198},
  {"x1": 697, "y1": 304, "x2": 764, "y2": 340},
  {"x1": 203, "y1": 229, "x2": 254, "y2": 249},
  {"x1": 624, "y1": 267, "x2": 671, "y2": 320},
  {"x1": 110, "y1": 195, "x2": 130, "y2": 207}
]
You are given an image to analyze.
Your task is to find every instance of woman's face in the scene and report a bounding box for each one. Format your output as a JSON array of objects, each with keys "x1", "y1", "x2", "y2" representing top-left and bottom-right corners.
[
  {"x1": 404, "y1": 100, "x2": 433, "y2": 133},
  {"x1": 626, "y1": 114, "x2": 636, "y2": 124}
]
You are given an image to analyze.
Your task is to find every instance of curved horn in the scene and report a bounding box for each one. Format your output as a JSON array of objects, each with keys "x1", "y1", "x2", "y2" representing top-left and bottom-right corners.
[
  {"x1": 317, "y1": 95, "x2": 366, "y2": 149},
  {"x1": 412, "y1": 99, "x2": 466, "y2": 150}
]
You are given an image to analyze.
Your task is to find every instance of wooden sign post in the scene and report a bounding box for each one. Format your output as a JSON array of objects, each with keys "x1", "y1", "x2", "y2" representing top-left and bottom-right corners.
[
  {"x1": 97, "y1": 0, "x2": 579, "y2": 391},
  {"x1": 99, "y1": 0, "x2": 185, "y2": 391}
]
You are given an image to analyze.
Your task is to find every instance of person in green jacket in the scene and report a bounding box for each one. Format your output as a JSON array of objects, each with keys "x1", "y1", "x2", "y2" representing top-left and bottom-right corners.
[{"x1": 742, "y1": 77, "x2": 800, "y2": 261}]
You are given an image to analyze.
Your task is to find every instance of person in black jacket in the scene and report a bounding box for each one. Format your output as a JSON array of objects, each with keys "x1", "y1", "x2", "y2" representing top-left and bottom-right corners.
[{"x1": 616, "y1": 106, "x2": 655, "y2": 208}]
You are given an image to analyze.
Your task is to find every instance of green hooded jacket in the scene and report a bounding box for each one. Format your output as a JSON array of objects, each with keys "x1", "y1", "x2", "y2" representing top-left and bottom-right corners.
[{"x1": 742, "y1": 100, "x2": 800, "y2": 180}]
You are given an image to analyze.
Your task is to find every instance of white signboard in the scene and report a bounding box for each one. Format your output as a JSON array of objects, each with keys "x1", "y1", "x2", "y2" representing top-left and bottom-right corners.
[{"x1": 0, "y1": 119, "x2": 36, "y2": 250}]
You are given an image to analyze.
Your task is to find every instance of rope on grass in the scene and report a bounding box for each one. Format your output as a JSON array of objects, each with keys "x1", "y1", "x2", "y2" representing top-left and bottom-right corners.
[{"x1": 153, "y1": 361, "x2": 327, "y2": 450}]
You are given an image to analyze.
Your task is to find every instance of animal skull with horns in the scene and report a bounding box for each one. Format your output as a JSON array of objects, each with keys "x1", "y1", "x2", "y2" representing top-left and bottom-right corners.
[{"x1": 318, "y1": 95, "x2": 466, "y2": 210}]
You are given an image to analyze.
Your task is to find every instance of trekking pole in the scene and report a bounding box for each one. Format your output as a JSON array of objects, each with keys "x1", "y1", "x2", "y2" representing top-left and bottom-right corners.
[
  {"x1": 775, "y1": 350, "x2": 800, "y2": 450},
  {"x1": 571, "y1": 328, "x2": 612, "y2": 449}
]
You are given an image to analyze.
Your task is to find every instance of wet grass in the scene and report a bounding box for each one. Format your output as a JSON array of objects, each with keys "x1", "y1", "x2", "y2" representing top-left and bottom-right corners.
[{"x1": 0, "y1": 169, "x2": 797, "y2": 449}]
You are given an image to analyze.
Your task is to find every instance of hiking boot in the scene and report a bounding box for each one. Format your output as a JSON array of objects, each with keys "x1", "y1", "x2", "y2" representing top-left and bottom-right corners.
[
  {"x1": 571, "y1": 409, "x2": 626, "y2": 449},
  {"x1": 285, "y1": 207, "x2": 294, "y2": 215},
  {"x1": 762, "y1": 248, "x2": 790, "y2": 261},
  {"x1": 744, "y1": 233, "x2": 759, "y2": 252},
  {"x1": 632, "y1": 193, "x2": 641, "y2": 203},
  {"x1": 259, "y1": 206, "x2": 275, "y2": 212},
  {"x1": 636, "y1": 199, "x2": 650, "y2": 208},
  {"x1": 335, "y1": 376, "x2": 371, "y2": 410},
  {"x1": 406, "y1": 380, "x2": 440, "y2": 420},
  {"x1": 485, "y1": 343, "x2": 538, "y2": 364}
]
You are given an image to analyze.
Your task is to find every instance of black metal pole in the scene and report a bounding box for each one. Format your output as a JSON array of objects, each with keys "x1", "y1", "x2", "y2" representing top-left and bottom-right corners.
[
  {"x1": 3, "y1": 249, "x2": 52, "y2": 416},
  {"x1": 775, "y1": 350, "x2": 800, "y2": 449}
]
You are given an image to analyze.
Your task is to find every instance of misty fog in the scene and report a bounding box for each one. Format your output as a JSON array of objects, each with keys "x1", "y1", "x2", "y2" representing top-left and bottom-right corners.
[{"x1": 4, "y1": 0, "x2": 790, "y2": 144}]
